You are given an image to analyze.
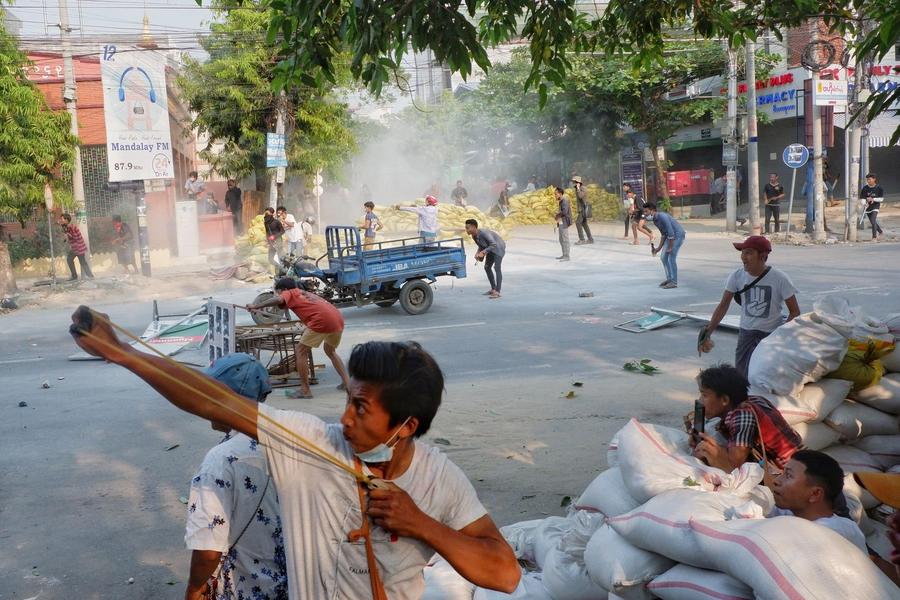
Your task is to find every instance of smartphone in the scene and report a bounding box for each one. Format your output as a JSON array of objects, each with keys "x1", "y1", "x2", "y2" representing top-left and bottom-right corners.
[{"x1": 692, "y1": 400, "x2": 705, "y2": 443}]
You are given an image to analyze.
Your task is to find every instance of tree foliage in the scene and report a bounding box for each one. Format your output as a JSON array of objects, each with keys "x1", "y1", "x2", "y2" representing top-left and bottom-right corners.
[
  {"x1": 0, "y1": 14, "x2": 77, "y2": 227},
  {"x1": 179, "y1": 0, "x2": 356, "y2": 186}
]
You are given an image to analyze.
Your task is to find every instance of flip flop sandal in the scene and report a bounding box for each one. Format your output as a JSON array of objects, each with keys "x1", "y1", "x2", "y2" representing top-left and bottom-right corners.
[{"x1": 286, "y1": 390, "x2": 313, "y2": 399}]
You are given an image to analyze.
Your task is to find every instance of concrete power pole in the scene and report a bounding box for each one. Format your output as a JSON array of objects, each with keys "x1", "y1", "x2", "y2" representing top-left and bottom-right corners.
[
  {"x1": 845, "y1": 16, "x2": 866, "y2": 243},
  {"x1": 269, "y1": 90, "x2": 287, "y2": 209},
  {"x1": 810, "y1": 21, "x2": 826, "y2": 242},
  {"x1": 746, "y1": 41, "x2": 761, "y2": 235},
  {"x1": 58, "y1": 0, "x2": 89, "y2": 250},
  {"x1": 725, "y1": 47, "x2": 738, "y2": 233}
]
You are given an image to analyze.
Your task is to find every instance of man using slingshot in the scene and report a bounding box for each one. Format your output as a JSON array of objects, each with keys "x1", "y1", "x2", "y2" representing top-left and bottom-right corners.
[{"x1": 69, "y1": 306, "x2": 519, "y2": 599}]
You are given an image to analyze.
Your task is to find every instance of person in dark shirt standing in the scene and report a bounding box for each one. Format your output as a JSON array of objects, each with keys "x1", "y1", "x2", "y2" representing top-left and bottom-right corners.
[
  {"x1": 572, "y1": 176, "x2": 594, "y2": 245},
  {"x1": 450, "y1": 180, "x2": 468, "y2": 207},
  {"x1": 59, "y1": 213, "x2": 93, "y2": 281},
  {"x1": 465, "y1": 219, "x2": 506, "y2": 299},
  {"x1": 263, "y1": 207, "x2": 286, "y2": 274},
  {"x1": 859, "y1": 173, "x2": 884, "y2": 242},
  {"x1": 554, "y1": 187, "x2": 572, "y2": 262},
  {"x1": 224, "y1": 179, "x2": 243, "y2": 235},
  {"x1": 764, "y1": 172, "x2": 785, "y2": 234},
  {"x1": 111, "y1": 215, "x2": 138, "y2": 274}
]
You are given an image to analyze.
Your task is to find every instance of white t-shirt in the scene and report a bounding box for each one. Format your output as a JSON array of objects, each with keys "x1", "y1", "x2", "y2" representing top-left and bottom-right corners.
[
  {"x1": 725, "y1": 266, "x2": 798, "y2": 333},
  {"x1": 301, "y1": 221, "x2": 313, "y2": 243},
  {"x1": 769, "y1": 507, "x2": 868, "y2": 554},
  {"x1": 257, "y1": 404, "x2": 487, "y2": 600},
  {"x1": 283, "y1": 213, "x2": 302, "y2": 243},
  {"x1": 398, "y1": 205, "x2": 439, "y2": 234}
]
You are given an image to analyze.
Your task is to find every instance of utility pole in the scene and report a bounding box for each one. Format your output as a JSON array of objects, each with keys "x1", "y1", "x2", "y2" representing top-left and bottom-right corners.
[
  {"x1": 810, "y1": 21, "x2": 826, "y2": 241},
  {"x1": 746, "y1": 41, "x2": 761, "y2": 235},
  {"x1": 845, "y1": 16, "x2": 865, "y2": 243},
  {"x1": 58, "y1": 0, "x2": 89, "y2": 250},
  {"x1": 725, "y1": 46, "x2": 738, "y2": 232},
  {"x1": 269, "y1": 90, "x2": 287, "y2": 209}
]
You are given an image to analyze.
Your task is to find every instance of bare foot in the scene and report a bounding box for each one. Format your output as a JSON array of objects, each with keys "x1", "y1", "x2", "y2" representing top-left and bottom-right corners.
[{"x1": 630, "y1": 241, "x2": 639, "y2": 245}]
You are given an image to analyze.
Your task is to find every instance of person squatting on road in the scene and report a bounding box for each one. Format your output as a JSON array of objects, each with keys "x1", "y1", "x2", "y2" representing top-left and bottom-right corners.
[
  {"x1": 645, "y1": 203, "x2": 684, "y2": 289},
  {"x1": 184, "y1": 353, "x2": 288, "y2": 600},
  {"x1": 571, "y1": 176, "x2": 594, "y2": 245},
  {"x1": 700, "y1": 236, "x2": 800, "y2": 378},
  {"x1": 59, "y1": 212, "x2": 93, "y2": 281},
  {"x1": 393, "y1": 196, "x2": 439, "y2": 241},
  {"x1": 554, "y1": 186, "x2": 572, "y2": 262},
  {"x1": 465, "y1": 219, "x2": 506, "y2": 299},
  {"x1": 69, "y1": 307, "x2": 520, "y2": 599},
  {"x1": 247, "y1": 278, "x2": 349, "y2": 399},
  {"x1": 627, "y1": 189, "x2": 653, "y2": 246}
]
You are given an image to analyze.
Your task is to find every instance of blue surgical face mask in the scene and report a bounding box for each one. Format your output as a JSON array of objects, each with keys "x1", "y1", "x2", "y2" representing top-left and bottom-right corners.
[
  {"x1": 645, "y1": 214, "x2": 654, "y2": 221},
  {"x1": 354, "y1": 417, "x2": 411, "y2": 463}
]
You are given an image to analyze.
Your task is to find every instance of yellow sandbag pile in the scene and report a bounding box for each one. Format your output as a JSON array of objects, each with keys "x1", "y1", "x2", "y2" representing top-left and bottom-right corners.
[
  {"x1": 355, "y1": 201, "x2": 508, "y2": 244},
  {"x1": 506, "y1": 184, "x2": 621, "y2": 225},
  {"x1": 233, "y1": 215, "x2": 328, "y2": 281}
]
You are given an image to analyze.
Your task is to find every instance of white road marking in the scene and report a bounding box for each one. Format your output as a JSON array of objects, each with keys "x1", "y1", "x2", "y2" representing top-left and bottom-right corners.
[
  {"x1": 0, "y1": 357, "x2": 44, "y2": 364},
  {"x1": 391, "y1": 322, "x2": 487, "y2": 333}
]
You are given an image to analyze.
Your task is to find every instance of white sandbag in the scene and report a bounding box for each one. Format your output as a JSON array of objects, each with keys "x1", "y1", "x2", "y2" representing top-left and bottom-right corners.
[
  {"x1": 647, "y1": 564, "x2": 753, "y2": 600},
  {"x1": 574, "y1": 467, "x2": 642, "y2": 518},
  {"x1": 498, "y1": 519, "x2": 545, "y2": 562},
  {"x1": 607, "y1": 489, "x2": 761, "y2": 570},
  {"x1": 792, "y1": 421, "x2": 842, "y2": 451},
  {"x1": 616, "y1": 419, "x2": 763, "y2": 504},
  {"x1": 843, "y1": 488, "x2": 876, "y2": 536},
  {"x1": 881, "y1": 313, "x2": 900, "y2": 340},
  {"x1": 853, "y1": 373, "x2": 900, "y2": 414},
  {"x1": 748, "y1": 315, "x2": 849, "y2": 397},
  {"x1": 749, "y1": 379, "x2": 852, "y2": 425},
  {"x1": 812, "y1": 296, "x2": 894, "y2": 342},
  {"x1": 532, "y1": 516, "x2": 573, "y2": 570},
  {"x1": 607, "y1": 430, "x2": 620, "y2": 468},
  {"x1": 541, "y1": 511, "x2": 607, "y2": 600},
  {"x1": 422, "y1": 556, "x2": 476, "y2": 600},
  {"x1": 867, "y1": 521, "x2": 896, "y2": 561},
  {"x1": 584, "y1": 524, "x2": 675, "y2": 600},
  {"x1": 852, "y1": 434, "x2": 900, "y2": 470},
  {"x1": 843, "y1": 472, "x2": 881, "y2": 510},
  {"x1": 688, "y1": 517, "x2": 900, "y2": 599},
  {"x1": 472, "y1": 571, "x2": 553, "y2": 600},
  {"x1": 823, "y1": 400, "x2": 900, "y2": 440},
  {"x1": 821, "y1": 443, "x2": 883, "y2": 472},
  {"x1": 883, "y1": 347, "x2": 900, "y2": 373}
]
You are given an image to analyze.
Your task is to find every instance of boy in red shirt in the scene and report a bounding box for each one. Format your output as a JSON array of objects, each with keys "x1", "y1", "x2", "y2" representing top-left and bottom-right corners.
[{"x1": 247, "y1": 278, "x2": 349, "y2": 398}]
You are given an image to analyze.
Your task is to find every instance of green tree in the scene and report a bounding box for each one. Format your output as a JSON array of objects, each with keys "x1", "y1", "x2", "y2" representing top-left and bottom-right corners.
[
  {"x1": 178, "y1": 0, "x2": 356, "y2": 188},
  {"x1": 0, "y1": 12, "x2": 78, "y2": 297}
]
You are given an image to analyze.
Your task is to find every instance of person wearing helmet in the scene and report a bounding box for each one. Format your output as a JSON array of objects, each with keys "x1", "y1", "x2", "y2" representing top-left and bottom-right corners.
[{"x1": 393, "y1": 195, "x2": 439, "y2": 241}]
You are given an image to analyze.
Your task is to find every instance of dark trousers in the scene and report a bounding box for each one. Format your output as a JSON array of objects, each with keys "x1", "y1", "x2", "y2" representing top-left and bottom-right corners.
[
  {"x1": 735, "y1": 328, "x2": 771, "y2": 378},
  {"x1": 868, "y1": 211, "x2": 883, "y2": 238},
  {"x1": 232, "y1": 208, "x2": 243, "y2": 235},
  {"x1": 765, "y1": 204, "x2": 780, "y2": 233},
  {"x1": 575, "y1": 213, "x2": 593, "y2": 241},
  {"x1": 66, "y1": 251, "x2": 93, "y2": 279},
  {"x1": 623, "y1": 213, "x2": 631, "y2": 236},
  {"x1": 484, "y1": 254, "x2": 503, "y2": 292}
]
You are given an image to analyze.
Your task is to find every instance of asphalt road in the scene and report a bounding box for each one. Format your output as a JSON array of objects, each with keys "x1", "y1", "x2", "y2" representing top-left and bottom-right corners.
[{"x1": 1, "y1": 220, "x2": 898, "y2": 599}]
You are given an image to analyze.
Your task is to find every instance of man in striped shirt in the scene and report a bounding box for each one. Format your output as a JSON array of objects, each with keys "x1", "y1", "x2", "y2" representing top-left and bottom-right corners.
[{"x1": 59, "y1": 213, "x2": 93, "y2": 281}]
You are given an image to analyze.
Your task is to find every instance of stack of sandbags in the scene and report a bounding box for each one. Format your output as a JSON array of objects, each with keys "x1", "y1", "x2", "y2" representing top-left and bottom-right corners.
[
  {"x1": 505, "y1": 185, "x2": 621, "y2": 226},
  {"x1": 233, "y1": 215, "x2": 329, "y2": 278},
  {"x1": 354, "y1": 202, "x2": 508, "y2": 243}
]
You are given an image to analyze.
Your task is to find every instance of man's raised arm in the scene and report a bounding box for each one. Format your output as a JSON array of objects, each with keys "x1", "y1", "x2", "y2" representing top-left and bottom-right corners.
[{"x1": 70, "y1": 306, "x2": 259, "y2": 439}]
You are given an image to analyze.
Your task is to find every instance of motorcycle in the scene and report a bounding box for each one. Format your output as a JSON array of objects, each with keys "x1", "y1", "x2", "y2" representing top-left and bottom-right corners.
[{"x1": 249, "y1": 253, "x2": 331, "y2": 325}]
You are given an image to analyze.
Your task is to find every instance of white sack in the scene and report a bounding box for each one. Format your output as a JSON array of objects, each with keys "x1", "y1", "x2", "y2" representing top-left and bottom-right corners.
[
  {"x1": 880, "y1": 312, "x2": 900, "y2": 340},
  {"x1": 792, "y1": 421, "x2": 842, "y2": 451},
  {"x1": 867, "y1": 521, "x2": 896, "y2": 561},
  {"x1": 852, "y1": 434, "x2": 900, "y2": 470},
  {"x1": 472, "y1": 571, "x2": 553, "y2": 600},
  {"x1": 821, "y1": 443, "x2": 883, "y2": 472},
  {"x1": 607, "y1": 489, "x2": 761, "y2": 570},
  {"x1": 574, "y1": 466, "x2": 642, "y2": 518},
  {"x1": 823, "y1": 400, "x2": 900, "y2": 440},
  {"x1": 883, "y1": 347, "x2": 900, "y2": 373},
  {"x1": 532, "y1": 516, "x2": 573, "y2": 570},
  {"x1": 647, "y1": 564, "x2": 753, "y2": 600},
  {"x1": 852, "y1": 373, "x2": 900, "y2": 414},
  {"x1": 422, "y1": 556, "x2": 476, "y2": 600},
  {"x1": 748, "y1": 315, "x2": 849, "y2": 397},
  {"x1": 542, "y1": 543, "x2": 608, "y2": 600},
  {"x1": 843, "y1": 472, "x2": 881, "y2": 510},
  {"x1": 498, "y1": 519, "x2": 545, "y2": 562},
  {"x1": 811, "y1": 296, "x2": 894, "y2": 342},
  {"x1": 584, "y1": 524, "x2": 675, "y2": 600},
  {"x1": 616, "y1": 419, "x2": 763, "y2": 504},
  {"x1": 607, "y1": 430, "x2": 620, "y2": 468},
  {"x1": 748, "y1": 379, "x2": 851, "y2": 425},
  {"x1": 688, "y1": 517, "x2": 900, "y2": 599},
  {"x1": 843, "y1": 488, "x2": 876, "y2": 536}
]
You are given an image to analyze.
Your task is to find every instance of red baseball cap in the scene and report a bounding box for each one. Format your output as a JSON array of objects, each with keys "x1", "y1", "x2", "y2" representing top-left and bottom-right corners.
[{"x1": 733, "y1": 236, "x2": 772, "y2": 253}]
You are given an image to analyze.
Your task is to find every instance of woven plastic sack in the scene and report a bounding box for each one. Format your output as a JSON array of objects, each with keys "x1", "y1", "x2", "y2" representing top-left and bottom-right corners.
[
  {"x1": 422, "y1": 556, "x2": 476, "y2": 600},
  {"x1": 647, "y1": 564, "x2": 753, "y2": 600},
  {"x1": 792, "y1": 421, "x2": 842, "y2": 451},
  {"x1": 541, "y1": 511, "x2": 608, "y2": 600},
  {"x1": 584, "y1": 524, "x2": 675, "y2": 600},
  {"x1": 748, "y1": 315, "x2": 849, "y2": 397},
  {"x1": 574, "y1": 466, "x2": 642, "y2": 518},
  {"x1": 607, "y1": 489, "x2": 762, "y2": 570},
  {"x1": 853, "y1": 373, "x2": 900, "y2": 414},
  {"x1": 823, "y1": 400, "x2": 900, "y2": 440},
  {"x1": 853, "y1": 434, "x2": 900, "y2": 470},
  {"x1": 825, "y1": 339, "x2": 893, "y2": 392},
  {"x1": 688, "y1": 517, "x2": 900, "y2": 599},
  {"x1": 531, "y1": 516, "x2": 572, "y2": 570},
  {"x1": 472, "y1": 571, "x2": 552, "y2": 600},
  {"x1": 812, "y1": 296, "x2": 894, "y2": 342},
  {"x1": 748, "y1": 379, "x2": 851, "y2": 425},
  {"x1": 616, "y1": 419, "x2": 763, "y2": 504},
  {"x1": 497, "y1": 519, "x2": 545, "y2": 563}
]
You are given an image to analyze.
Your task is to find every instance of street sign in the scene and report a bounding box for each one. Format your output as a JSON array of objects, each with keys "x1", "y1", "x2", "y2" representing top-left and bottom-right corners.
[
  {"x1": 782, "y1": 144, "x2": 809, "y2": 169},
  {"x1": 313, "y1": 185, "x2": 323, "y2": 196},
  {"x1": 266, "y1": 133, "x2": 287, "y2": 168},
  {"x1": 722, "y1": 142, "x2": 739, "y2": 166}
]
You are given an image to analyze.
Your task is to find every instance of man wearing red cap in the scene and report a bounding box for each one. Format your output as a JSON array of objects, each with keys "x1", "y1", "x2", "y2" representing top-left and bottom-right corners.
[
  {"x1": 393, "y1": 195, "x2": 439, "y2": 241},
  {"x1": 700, "y1": 235, "x2": 800, "y2": 377}
]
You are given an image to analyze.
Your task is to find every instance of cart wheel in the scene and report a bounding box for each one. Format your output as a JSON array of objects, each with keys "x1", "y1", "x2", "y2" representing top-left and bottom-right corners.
[
  {"x1": 399, "y1": 280, "x2": 433, "y2": 315},
  {"x1": 375, "y1": 299, "x2": 398, "y2": 308},
  {"x1": 250, "y1": 291, "x2": 288, "y2": 325}
]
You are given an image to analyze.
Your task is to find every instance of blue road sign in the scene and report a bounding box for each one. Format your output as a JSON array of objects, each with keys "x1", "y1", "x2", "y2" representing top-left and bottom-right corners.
[{"x1": 783, "y1": 144, "x2": 809, "y2": 169}]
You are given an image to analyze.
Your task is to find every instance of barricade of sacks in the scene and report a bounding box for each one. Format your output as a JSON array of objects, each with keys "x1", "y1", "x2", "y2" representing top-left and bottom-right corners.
[
  {"x1": 505, "y1": 185, "x2": 621, "y2": 227},
  {"x1": 232, "y1": 215, "x2": 327, "y2": 279},
  {"x1": 422, "y1": 419, "x2": 900, "y2": 600},
  {"x1": 354, "y1": 201, "x2": 508, "y2": 243},
  {"x1": 420, "y1": 296, "x2": 900, "y2": 600}
]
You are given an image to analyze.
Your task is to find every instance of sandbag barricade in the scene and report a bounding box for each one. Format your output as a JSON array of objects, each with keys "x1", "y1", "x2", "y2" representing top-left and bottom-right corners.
[
  {"x1": 647, "y1": 564, "x2": 753, "y2": 600},
  {"x1": 573, "y1": 466, "x2": 642, "y2": 519}
]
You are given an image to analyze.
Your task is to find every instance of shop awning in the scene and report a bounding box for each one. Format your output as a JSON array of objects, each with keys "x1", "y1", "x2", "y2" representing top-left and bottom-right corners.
[
  {"x1": 834, "y1": 112, "x2": 900, "y2": 147},
  {"x1": 666, "y1": 139, "x2": 721, "y2": 152}
]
